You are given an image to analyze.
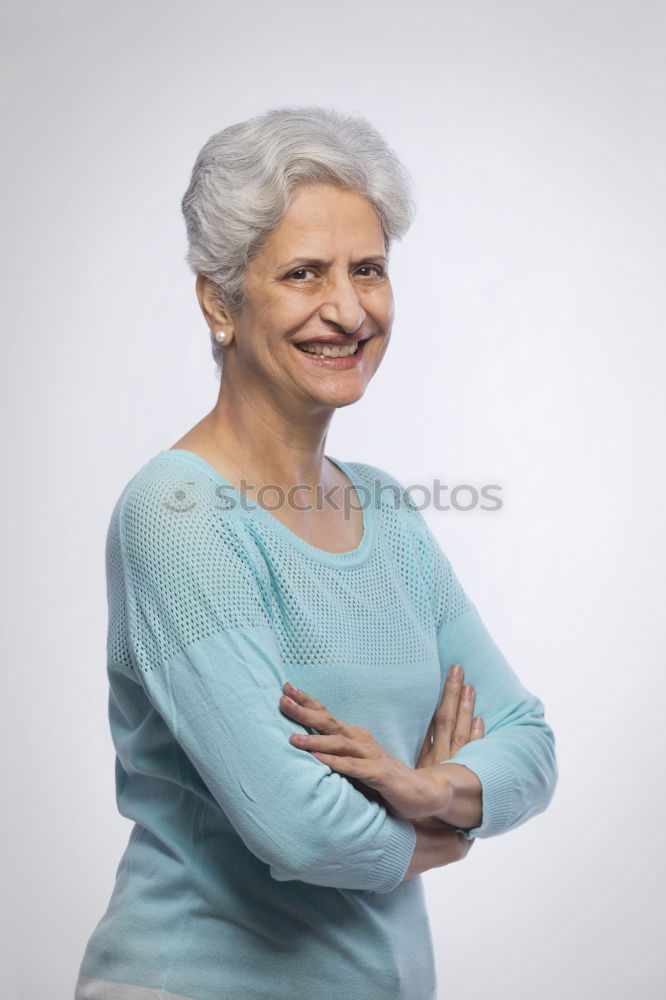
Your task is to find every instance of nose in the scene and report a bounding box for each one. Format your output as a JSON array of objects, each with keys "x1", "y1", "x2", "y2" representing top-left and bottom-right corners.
[{"x1": 318, "y1": 272, "x2": 366, "y2": 334}]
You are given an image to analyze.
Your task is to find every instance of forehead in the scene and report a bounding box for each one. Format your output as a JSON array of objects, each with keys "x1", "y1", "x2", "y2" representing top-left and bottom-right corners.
[{"x1": 263, "y1": 184, "x2": 385, "y2": 260}]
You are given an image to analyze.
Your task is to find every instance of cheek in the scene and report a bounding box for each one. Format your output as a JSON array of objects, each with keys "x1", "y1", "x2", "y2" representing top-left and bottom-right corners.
[
  {"x1": 260, "y1": 292, "x2": 313, "y2": 337},
  {"x1": 385, "y1": 286, "x2": 395, "y2": 321},
  {"x1": 373, "y1": 334, "x2": 391, "y2": 367},
  {"x1": 365, "y1": 287, "x2": 394, "y2": 327},
  {"x1": 236, "y1": 298, "x2": 297, "y2": 359}
]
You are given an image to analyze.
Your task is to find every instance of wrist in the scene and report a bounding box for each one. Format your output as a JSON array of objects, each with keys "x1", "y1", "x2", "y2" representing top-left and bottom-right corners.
[
  {"x1": 402, "y1": 818, "x2": 471, "y2": 881},
  {"x1": 416, "y1": 765, "x2": 455, "y2": 821},
  {"x1": 429, "y1": 762, "x2": 483, "y2": 829}
]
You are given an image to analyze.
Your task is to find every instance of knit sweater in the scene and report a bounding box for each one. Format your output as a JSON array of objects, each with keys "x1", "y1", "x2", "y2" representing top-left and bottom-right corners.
[{"x1": 75, "y1": 448, "x2": 558, "y2": 1000}]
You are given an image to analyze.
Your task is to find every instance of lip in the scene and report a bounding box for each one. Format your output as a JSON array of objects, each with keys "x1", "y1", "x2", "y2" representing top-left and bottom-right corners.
[
  {"x1": 293, "y1": 337, "x2": 369, "y2": 369},
  {"x1": 294, "y1": 334, "x2": 372, "y2": 348}
]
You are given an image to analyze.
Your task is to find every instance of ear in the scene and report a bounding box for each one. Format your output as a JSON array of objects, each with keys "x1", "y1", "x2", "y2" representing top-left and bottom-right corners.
[{"x1": 196, "y1": 274, "x2": 235, "y2": 335}]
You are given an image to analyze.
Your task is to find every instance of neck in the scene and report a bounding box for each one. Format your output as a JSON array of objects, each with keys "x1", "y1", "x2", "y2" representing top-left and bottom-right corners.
[{"x1": 195, "y1": 368, "x2": 339, "y2": 492}]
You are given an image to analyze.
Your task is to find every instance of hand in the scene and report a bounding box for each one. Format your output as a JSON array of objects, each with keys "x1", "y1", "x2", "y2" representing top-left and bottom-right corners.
[
  {"x1": 410, "y1": 663, "x2": 486, "y2": 826},
  {"x1": 279, "y1": 682, "x2": 455, "y2": 822},
  {"x1": 416, "y1": 663, "x2": 485, "y2": 770},
  {"x1": 402, "y1": 819, "x2": 476, "y2": 882}
]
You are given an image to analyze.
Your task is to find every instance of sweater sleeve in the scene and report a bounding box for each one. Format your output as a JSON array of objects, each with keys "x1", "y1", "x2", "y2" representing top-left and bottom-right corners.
[
  {"x1": 419, "y1": 518, "x2": 558, "y2": 840},
  {"x1": 116, "y1": 468, "x2": 416, "y2": 893}
]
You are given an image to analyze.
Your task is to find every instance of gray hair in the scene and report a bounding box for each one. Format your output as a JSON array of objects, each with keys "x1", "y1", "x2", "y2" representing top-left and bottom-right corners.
[{"x1": 180, "y1": 105, "x2": 417, "y2": 375}]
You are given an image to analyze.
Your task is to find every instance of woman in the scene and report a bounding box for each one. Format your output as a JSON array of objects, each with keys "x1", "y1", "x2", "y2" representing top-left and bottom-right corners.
[{"x1": 75, "y1": 106, "x2": 557, "y2": 1000}]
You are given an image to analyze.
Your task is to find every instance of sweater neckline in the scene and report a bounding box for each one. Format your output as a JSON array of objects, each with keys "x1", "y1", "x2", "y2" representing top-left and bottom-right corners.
[{"x1": 158, "y1": 448, "x2": 375, "y2": 568}]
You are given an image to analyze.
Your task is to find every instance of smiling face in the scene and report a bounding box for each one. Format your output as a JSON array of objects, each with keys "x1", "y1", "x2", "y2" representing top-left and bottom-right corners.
[{"x1": 212, "y1": 183, "x2": 395, "y2": 413}]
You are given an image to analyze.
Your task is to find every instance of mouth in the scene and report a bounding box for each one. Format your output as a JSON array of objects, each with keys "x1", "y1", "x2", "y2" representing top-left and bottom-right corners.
[{"x1": 293, "y1": 337, "x2": 369, "y2": 369}]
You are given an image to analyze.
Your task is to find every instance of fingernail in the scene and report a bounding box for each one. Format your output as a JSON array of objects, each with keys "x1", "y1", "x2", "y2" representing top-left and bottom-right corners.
[
  {"x1": 463, "y1": 685, "x2": 473, "y2": 699},
  {"x1": 450, "y1": 664, "x2": 462, "y2": 679}
]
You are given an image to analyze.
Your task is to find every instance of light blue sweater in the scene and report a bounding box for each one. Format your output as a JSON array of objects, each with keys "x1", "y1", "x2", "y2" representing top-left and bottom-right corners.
[{"x1": 75, "y1": 449, "x2": 557, "y2": 1000}]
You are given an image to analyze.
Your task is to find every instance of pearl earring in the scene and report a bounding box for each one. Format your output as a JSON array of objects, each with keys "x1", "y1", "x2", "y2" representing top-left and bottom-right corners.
[{"x1": 214, "y1": 330, "x2": 227, "y2": 344}]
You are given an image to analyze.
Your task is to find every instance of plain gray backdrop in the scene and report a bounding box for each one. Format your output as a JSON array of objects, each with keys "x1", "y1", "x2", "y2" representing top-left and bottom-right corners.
[{"x1": 2, "y1": 1, "x2": 664, "y2": 997}]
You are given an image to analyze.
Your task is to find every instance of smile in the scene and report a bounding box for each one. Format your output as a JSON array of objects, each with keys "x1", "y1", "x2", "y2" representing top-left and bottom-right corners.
[
  {"x1": 298, "y1": 341, "x2": 359, "y2": 357},
  {"x1": 293, "y1": 338, "x2": 368, "y2": 369}
]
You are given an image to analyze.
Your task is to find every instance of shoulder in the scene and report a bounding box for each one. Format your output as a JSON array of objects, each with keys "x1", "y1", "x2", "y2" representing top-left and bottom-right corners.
[
  {"x1": 116, "y1": 450, "x2": 237, "y2": 520},
  {"x1": 110, "y1": 450, "x2": 251, "y2": 572},
  {"x1": 346, "y1": 458, "x2": 462, "y2": 565},
  {"x1": 117, "y1": 449, "x2": 222, "y2": 511},
  {"x1": 344, "y1": 457, "x2": 444, "y2": 565},
  {"x1": 106, "y1": 452, "x2": 272, "y2": 672},
  {"x1": 343, "y1": 460, "x2": 422, "y2": 517},
  {"x1": 343, "y1": 460, "x2": 438, "y2": 554},
  {"x1": 344, "y1": 459, "x2": 470, "y2": 623}
]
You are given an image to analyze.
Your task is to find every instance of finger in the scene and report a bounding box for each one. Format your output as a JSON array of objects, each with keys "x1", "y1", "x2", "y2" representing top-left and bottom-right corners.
[
  {"x1": 283, "y1": 681, "x2": 326, "y2": 711},
  {"x1": 307, "y1": 752, "x2": 385, "y2": 792},
  {"x1": 289, "y1": 732, "x2": 367, "y2": 757},
  {"x1": 306, "y1": 752, "x2": 368, "y2": 778},
  {"x1": 431, "y1": 663, "x2": 464, "y2": 760},
  {"x1": 470, "y1": 716, "x2": 485, "y2": 741},
  {"x1": 279, "y1": 693, "x2": 347, "y2": 735},
  {"x1": 450, "y1": 684, "x2": 476, "y2": 751},
  {"x1": 415, "y1": 717, "x2": 435, "y2": 768}
]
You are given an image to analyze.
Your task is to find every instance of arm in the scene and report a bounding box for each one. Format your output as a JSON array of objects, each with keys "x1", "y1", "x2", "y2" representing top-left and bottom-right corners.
[
  {"x1": 434, "y1": 603, "x2": 558, "y2": 838},
  {"x1": 117, "y1": 472, "x2": 416, "y2": 892},
  {"x1": 420, "y1": 520, "x2": 559, "y2": 840},
  {"x1": 402, "y1": 820, "x2": 476, "y2": 882}
]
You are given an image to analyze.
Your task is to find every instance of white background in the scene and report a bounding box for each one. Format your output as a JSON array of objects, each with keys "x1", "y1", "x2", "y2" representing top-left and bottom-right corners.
[{"x1": 2, "y1": 1, "x2": 664, "y2": 997}]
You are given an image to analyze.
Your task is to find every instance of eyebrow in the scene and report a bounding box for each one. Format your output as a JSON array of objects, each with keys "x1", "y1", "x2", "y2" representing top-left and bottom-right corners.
[{"x1": 278, "y1": 254, "x2": 387, "y2": 271}]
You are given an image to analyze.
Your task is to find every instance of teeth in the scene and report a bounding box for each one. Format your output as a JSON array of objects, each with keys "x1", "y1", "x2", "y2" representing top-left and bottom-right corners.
[{"x1": 297, "y1": 341, "x2": 359, "y2": 358}]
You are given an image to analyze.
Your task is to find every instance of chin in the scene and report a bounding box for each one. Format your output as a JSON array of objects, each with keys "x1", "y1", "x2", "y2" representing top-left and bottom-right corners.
[{"x1": 311, "y1": 382, "x2": 368, "y2": 409}]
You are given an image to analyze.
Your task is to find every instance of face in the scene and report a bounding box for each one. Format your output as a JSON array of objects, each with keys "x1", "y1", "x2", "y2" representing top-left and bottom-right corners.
[{"x1": 212, "y1": 183, "x2": 394, "y2": 413}]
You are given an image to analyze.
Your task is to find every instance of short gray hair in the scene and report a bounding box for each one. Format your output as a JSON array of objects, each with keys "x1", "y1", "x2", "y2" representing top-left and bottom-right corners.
[{"x1": 180, "y1": 105, "x2": 416, "y2": 374}]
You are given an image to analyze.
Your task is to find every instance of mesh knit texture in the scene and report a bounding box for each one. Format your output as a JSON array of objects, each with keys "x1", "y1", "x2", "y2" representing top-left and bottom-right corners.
[
  {"x1": 107, "y1": 451, "x2": 471, "y2": 678},
  {"x1": 79, "y1": 448, "x2": 557, "y2": 1000}
]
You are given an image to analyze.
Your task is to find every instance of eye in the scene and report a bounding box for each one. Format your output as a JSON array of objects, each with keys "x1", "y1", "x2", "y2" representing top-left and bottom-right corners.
[
  {"x1": 288, "y1": 267, "x2": 317, "y2": 280},
  {"x1": 285, "y1": 264, "x2": 386, "y2": 282},
  {"x1": 356, "y1": 264, "x2": 385, "y2": 278}
]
